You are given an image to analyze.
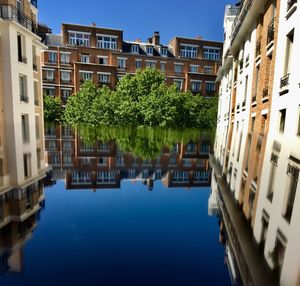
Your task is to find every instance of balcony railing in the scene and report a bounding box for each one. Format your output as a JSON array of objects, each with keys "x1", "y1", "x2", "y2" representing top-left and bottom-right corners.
[
  {"x1": 231, "y1": 0, "x2": 255, "y2": 45},
  {"x1": 280, "y1": 74, "x2": 290, "y2": 88},
  {"x1": 252, "y1": 94, "x2": 257, "y2": 103},
  {"x1": 287, "y1": 0, "x2": 297, "y2": 11},
  {"x1": 0, "y1": 4, "x2": 39, "y2": 35},
  {"x1": 267, "y1": 18, "x2": 275, "y2": 44}
]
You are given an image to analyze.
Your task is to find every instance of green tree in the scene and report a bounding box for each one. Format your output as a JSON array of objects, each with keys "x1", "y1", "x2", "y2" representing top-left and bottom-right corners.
[{"x1": 43, "y1": 95, "x2": 63, "y2": 122}]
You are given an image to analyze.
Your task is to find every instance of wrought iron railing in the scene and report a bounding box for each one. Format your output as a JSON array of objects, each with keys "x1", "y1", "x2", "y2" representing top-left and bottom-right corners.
[
  {"x1": 231, "y1": 0, "x2": 255, "y2": 45},
  {"x1": 263, "y1": 87, "x2": 269, "y2": 98},
  {"x1": 287, "y1": 0, "x2": 297, "y2": 11},
  {"x1": 280, "y1": 74, "x2": 290, "y2": 88},
  {"x1": 0, "y1": 4, "x2": 39, "y2": 35}
]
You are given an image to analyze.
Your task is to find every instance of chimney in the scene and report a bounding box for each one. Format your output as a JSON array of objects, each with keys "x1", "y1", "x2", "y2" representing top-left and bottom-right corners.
[
  {"x1": 196, "y1": 36, "x2": 202, "y2": 40},
  {"x1": 152, "y1": 31, "x2": 160, "y2": 45},
  {"x1": 135, "y1": 38, "x2": 142, "y2": 43},
  {"x1": 91, "y1": 22, "x2": 96, "y2": 27},
  {"x1": 147, "y1": 37, "x2": 152, "y2": 44}
]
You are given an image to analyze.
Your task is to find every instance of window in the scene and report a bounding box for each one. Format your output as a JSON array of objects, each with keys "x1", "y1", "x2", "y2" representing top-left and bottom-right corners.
[
  {"x1": 61, "y1": 89, "x2": 71, "y2": 102},
  {"x1": 97, "y1": 171, "x2": 116, "y2": 183},
  {"x1": 37, "y1": 149, "x2": 41, "y2": 170},
  {"x1": 80, "y1": 54, "x2": 90, "y2": 63},
  {"x1": 48, "y1": 52, "x2": 57, "y2": 63},
  {"x1": 205, "y1": 82, "x2": 215, "y2": 93},
  {"x1": 34, "y1": 81, "x2": 39, "y2": 106},
  {"x1": 117, "y1": 58, "x2": 126, "y2": 69},
  {"x1": 61, "y1": 70, "x2": 71, "y2": 82},
  {"x1": 146, "y1": 46, "x2": 153, "y2": 55},
  {"x1": 98, "y1": 73, "x2": 110, "y2": 83},
  {"x1": 97, "y1": 35, "x2": 117, "y2": 50},
  {"x1": 63, "y1": 141, "x2": 72, "y2": 150},
  {"x1": 297, "y1": 106, "x2": 300, "y2": 136},
  {"x1": 146, "y1": 61, "x2": 156, "y2": 69},
  {"x1": 267, "y1": 153, "x2": 278, "y2": 201},
  {"x1": 180, "y1": 45, "x2": 197, "y2": 58},
  {"x1": 135, "y1": 60, "x2": 142, "y2": 69},
  {"x1": 283, "y1": 30, "x2": 294, "y2": 76},
  {"x1": 21, "y1": 114, "x2": 30, "y2": 143},
  {"x1": 63, "y1": 154, "x2": 72, "y2": 165},
  {"x1": 160, "y1": 47, "x2": 168, "y2": 57},
  {"x1": 194, "y1": 171, "x2": 209, "y2": 182},
  {"x1": 45, "y1": 70, "x2": 54, "y2": 81},
  {"x1": 131, "y1": 45, "x2": 139, "y2": 53},
  {"x1": 69, "y1": 32, "x2": 90, "y2": 47},
  {"x1": 32, "y1": 45, "x2": 37, "y2": 70},
  {"x1": 174, "y1": 64, "x2": 183, "y2": 73},
  {"x1": 203, "y1": 46, "x2": 220, "y2": 60},
  {"x1": 60, "y1": 52, "x2": 70, "y2": 64},
  {"x1": 174, "y1": 79, "x2": 183, "y2": 91},
  {"x1": 19, "y1": 74, "x2": 28, "y2": 102},
  {"x1": 0, "y1": 158, "x2": 3, "y2": 186},
  {"x1": 279, "y1": 109, "x2": 286, "y2": 133},
  {"x1": 282, "y1": 163, "x2": 299, "y2": 222},
  {"x1": 189, "y1": 65, "x2": 198, "y2": 73},
  {"x1": 173, "y1": 171, "x2": 189, "y2": 182},
  {"x1": 98, "y1": 157, "x2": 108, "y2": 166},
  {"x1": 35, "y1": 115, "x2": 40, "y2": 140},
  {"x1": 160, "y1": 62, "x2": 166, "y2": 72},
  {"x1": 204, "y1": 66, "x2": 213, "y2": 74},
  {"x1": 98, "y1": 56, "x2": 108, "y2": 65},
  {"x1": 80, "y1": 71, "x2": 93, "y2": 82},
  {"x1": 17, "y1": 33, "x2": 26, "y2": 63},
  {"x1": 191, "y1": 80, "x2": 201, "y2": 92},
  {"x1": 72, "y1": 172, "x2": 91, "y2": 184},
  {"x1": 23, "y1": 153, "x2": 31, "y2": 179},
  {"x1": 43, "y1": 87, "x2": 55, "y2": 96}
]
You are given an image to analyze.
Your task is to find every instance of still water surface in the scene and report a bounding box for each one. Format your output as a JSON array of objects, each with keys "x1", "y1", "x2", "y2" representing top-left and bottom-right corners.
[{"x1": 0, "y1": 126, "x2": 232, "y2": 285}]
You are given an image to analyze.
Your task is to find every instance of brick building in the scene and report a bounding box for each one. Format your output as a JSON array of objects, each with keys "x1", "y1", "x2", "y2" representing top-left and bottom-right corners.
[{"x1": 41, "y1": 23, "x2": 222, "y2": 103}]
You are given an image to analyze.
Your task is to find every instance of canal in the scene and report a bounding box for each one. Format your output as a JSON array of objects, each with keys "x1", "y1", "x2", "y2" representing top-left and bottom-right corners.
[{"x1": 0, "y1": 126, "x2": 233, "y2": 286}]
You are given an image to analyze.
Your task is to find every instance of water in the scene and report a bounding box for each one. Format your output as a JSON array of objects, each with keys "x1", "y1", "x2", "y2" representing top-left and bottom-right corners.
[{"x1": 0, "y1": 126, "x2": 232, "y2": 286}]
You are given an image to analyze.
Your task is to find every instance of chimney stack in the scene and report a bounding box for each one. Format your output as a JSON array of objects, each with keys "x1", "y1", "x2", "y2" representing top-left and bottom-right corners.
[
  {"x1": 196, "y1": 36, "x2": 202, "y2": 40},
  {"x1": 152, "y1": 31, "x2": 160, "y2": 45},
  {"x1": 147, "y1": 37, "x2": 152, "y2": 44},
  {"x1": 91, "y1": 22, "x2": 96, "y2": 27}
]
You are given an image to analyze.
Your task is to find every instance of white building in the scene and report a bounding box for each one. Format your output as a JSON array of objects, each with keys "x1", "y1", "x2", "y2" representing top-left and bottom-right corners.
[
  {"x1": 253, "y1": 1, "x2": 300, "y2": 285},
  {"x1": 0, "y1": 0, "x2": 48, "y2": 193}
]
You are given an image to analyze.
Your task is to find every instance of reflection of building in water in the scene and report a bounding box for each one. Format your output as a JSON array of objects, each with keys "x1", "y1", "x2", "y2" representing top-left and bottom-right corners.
[
  {"x1": 0, "y1": 181, "x2": 45, "y2": 274},
  {"x1": 0, "y1": 0, "x2": 49, "y2": 193},
  {"x1": 214, "y1": 1, "x2": 300, "y2": 284},
  {"x1": 44, "y1": 125, "x2": 212, "y2": 190}
]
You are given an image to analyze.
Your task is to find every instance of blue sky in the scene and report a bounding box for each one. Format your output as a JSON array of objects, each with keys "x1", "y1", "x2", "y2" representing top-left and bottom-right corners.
[{"x1": 38, "y1": 0, "x2": 235, "y2": 44}]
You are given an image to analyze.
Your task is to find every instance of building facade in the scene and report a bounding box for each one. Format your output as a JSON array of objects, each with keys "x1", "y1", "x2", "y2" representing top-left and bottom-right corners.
[
  {"x1": 214, "y1": 0, "x2": 300, "y2": 285},
  {"x1": 0, "y1": 0, "x2": 48, "y2": 195},
  {"x1": 41, "y1": 23, "x2": 222, "y2": 103}
]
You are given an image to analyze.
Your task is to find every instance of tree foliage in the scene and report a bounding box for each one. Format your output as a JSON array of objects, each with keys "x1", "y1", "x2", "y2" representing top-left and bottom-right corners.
[
  {"x1": 43, "y1": 95, "x2": 63, "y2": 122},
  {"x1": 63, "y1": 69, "x2": 218, "y2": 128}
]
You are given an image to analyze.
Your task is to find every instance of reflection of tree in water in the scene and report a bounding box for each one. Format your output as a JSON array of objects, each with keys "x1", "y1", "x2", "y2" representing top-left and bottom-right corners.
[{"x1": 77, "y1": 125, "x2": 214, "y2": 159}]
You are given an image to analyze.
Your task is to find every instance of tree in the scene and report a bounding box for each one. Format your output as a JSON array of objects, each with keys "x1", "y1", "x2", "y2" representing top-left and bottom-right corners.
[{"x1": 43, "y1": 95, "x2": 63, "y2": 122}]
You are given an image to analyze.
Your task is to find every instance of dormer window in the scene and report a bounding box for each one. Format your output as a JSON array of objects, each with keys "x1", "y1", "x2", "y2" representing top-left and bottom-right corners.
[
  {"x1": 147, "y1": 46, "x2": 153, "y2": 55},
  {"x1": 97, "y1": 35, "x2": 117, "y2": 50},
  {"x1": 131, "y1": 45, "x2": 139, "y2": 54},
  {"x1": 160, "y1": 47, "x2": 168, "y2": 57}
]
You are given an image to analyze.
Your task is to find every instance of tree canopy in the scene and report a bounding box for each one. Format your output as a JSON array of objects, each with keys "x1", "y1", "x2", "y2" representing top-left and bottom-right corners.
[
  {"x1": 43, "y1": 95, "x2": 63, "y2": 123},
  {"x1": 57, "y1": 68, "x2": 217, "y2": 128}
]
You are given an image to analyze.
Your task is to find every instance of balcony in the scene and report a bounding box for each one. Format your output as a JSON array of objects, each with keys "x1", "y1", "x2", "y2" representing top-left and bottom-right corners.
[
  {"x1": 267, "y1": 18, "x2": 275, "y2": 48},
  {"x1": 280, "y1": 73, "x2": 290, "y2": 89},
  {"x1": 252, "y1": 94, "x2": 257, "y2": 107},
  {"x1": 255, "y1": 37, "x2": 261, "y2": 60},
  {"x1": 230, "y1": 0, "x2": 255, "y2": 45},
  {"x1": 287, "y1": 0, "x2": 297, "y2": 11},
  {"x1": 0, "y1": 4, "x2": 39, "y2": 35}
]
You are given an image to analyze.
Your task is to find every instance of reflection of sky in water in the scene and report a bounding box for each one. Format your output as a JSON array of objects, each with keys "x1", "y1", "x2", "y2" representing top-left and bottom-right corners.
[{"x1": 0, "y1": 180, "x2": 231, "y2": 286}]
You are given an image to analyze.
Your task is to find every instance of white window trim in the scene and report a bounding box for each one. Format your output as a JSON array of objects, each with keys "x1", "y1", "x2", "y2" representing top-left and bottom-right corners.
[
  {"x1": 174, "y1": 62, "x2": 184, "y2": 66},
  {"x1": 79, "y1": 70, "x2": 94, "y2": 74},
  {"x1": 180, "y1": 43, "x2": 199, "y2": 48},
  {"x1": 61, "y1": 87, "x2": 72, "y2": 91},
  {"x1": 60, "y1": 70, "x2": 71, "y2": 73},
  {"x1": 97, "y1": 72, "x2": 111, "y2": 75},
  {"x1": 203, "y1": 46, "x2": 220, "y2": 50},
  {"x1": 43, "y1": 68, "x2": 55, "y2": 71},
  {"x1": 96, "y1": 33, "x2": 118, "y2": 38},
  {"x1": 60, "y1": 51, "x2": 71, "y2": 55},
  {"x1": 145, "y1": 60, "x2": 157, "y2": 63},
  {"x1": 69, "y1": 30, "x2": 91, "y2": 35}
]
